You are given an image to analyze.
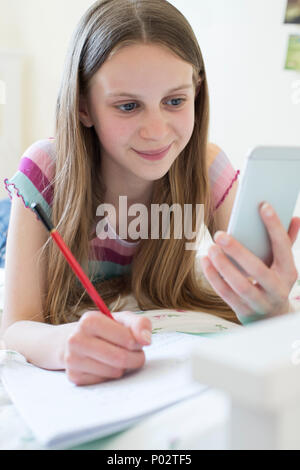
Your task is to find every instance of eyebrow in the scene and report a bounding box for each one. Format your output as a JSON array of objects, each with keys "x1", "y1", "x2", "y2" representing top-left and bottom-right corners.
[{"x1": 106, "y1": 84, "x2": 194, "y2": 98}]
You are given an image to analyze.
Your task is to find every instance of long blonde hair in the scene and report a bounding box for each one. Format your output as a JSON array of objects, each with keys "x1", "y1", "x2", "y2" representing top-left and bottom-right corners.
[{"x1": 40, "y1": 0, "x2": 240, "y2": 325}]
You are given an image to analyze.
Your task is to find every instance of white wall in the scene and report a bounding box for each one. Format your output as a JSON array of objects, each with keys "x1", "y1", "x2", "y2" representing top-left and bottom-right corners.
[
  {"x1": 0, "y1": 0, "x2": 299, "y2": 244},
  {"x1": 170, "y1": 0, "x2": 300, "y2": 166},
  {"x1": 171, "y1": 0, "x2": 300, "y2": 248},
  {"x1": 0, "y1": 0, "x2": 95, "y2": 196},
  {"x1": 0, "y1": 51, "x2": 23, "y2": 192}
]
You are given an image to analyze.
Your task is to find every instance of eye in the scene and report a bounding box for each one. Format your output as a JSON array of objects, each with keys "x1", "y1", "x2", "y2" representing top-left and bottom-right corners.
[
  {"x1": 117, "y1": 103, "x2": 139, "y2": 112},
  {"x1": 116, "y1": 97, "x2": 186, "y2": 113},
  {"x1": 165, "y1": 98, "x2": 185, "y2": 107}
]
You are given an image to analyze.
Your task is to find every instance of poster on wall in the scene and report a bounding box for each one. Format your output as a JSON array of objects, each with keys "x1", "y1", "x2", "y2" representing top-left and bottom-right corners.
[
  {"x1": 284, "y1": 0, "x2": 300, "y2": 23},
  {"x1": 285, "y1": 35, "x2": 300, "y2": 71}
]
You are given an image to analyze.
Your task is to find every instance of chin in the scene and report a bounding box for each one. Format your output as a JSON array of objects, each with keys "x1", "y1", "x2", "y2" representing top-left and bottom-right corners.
[{"x1": 140, "y1": 165, "x2": 172, "y2": 181}]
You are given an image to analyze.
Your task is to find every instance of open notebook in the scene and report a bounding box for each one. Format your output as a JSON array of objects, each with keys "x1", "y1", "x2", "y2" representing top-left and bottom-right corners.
[{"x1": 0, "y1": 310, "x2": 240, "y2": 449}]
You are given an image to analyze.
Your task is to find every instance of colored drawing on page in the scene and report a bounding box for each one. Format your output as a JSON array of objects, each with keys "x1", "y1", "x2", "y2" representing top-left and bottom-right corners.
[
  {"x1": 153, "y1": 314, "x2": 180, "y2": 319},
  {"x1": 152, "y1": 328, "x2": 163, "y2": 334}
]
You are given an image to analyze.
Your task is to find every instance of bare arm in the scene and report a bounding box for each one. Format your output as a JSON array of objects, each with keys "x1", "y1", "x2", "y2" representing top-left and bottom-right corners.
[
  {"x1": 0, "y1": 195, "x2": 152, "y2": 384},
  {"x1": 0, "y1": 194, "x2": 74, "y2": 369},
  {"x1": 2, "y1": 320, "x2": 76, "y2": 370}
]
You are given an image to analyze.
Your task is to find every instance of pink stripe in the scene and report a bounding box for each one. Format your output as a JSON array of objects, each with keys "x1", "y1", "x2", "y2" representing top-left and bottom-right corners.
[
  {"x1": 215, "y1": 170, "x2": 240, "y2": 210},
  {"x1": 211, "y1": 163, "x2": 236, "y2": 206},
  {"x1": 208, "y1": 151, "x2": 228, "y2": 185},
  {"x1": 91, "y1": 219, "x2": 140, "y2": 253},
  {"x1": 19, "y1": 158, "x2": 53, "y2": 206},
  {"x1": 91, "y1": 235, "x2": 139, "y2": 255},
  {"x1": 21, "y1": 142, "x2": 55, "y2": 183},
  {"x1": 90, "y1": 246, "x2": 134, "y2": 265}
]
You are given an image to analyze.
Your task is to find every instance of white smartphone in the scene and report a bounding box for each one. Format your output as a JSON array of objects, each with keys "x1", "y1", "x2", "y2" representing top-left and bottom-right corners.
[{"x1": 227, "y1": 146, "x2": 300, "y2": 274}]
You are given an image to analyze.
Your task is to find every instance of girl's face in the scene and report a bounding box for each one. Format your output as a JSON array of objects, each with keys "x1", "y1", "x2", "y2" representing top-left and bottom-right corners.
[{"x1": 79, "y1": 43, "x2": 198, "y2": 188}]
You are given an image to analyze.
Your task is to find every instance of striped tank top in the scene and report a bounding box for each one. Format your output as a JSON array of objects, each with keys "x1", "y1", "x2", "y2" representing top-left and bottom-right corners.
[{"x1": 3, "y1": 138, "x2": 239, "y2": 283}]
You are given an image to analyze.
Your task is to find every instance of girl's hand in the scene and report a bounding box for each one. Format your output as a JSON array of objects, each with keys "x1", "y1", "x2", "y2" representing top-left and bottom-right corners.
[
  {"x1": 64, "y1": 310, "x2": 152, "y2": 386},
  {"x1": 200, "y1": 202, "x2": 300, "y2": 324}
]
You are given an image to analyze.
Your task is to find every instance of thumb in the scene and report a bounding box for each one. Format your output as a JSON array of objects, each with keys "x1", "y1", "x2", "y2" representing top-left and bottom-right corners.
[
  {"x1": 288, "y1": 217, "x2": 300, "y2": 246},
  {"x1": 112, "y1": 311, "x2": 152, "y2": 346}
]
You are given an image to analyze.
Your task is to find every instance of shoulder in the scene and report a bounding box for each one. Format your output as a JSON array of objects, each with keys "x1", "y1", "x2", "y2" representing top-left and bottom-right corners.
[
  {"x1": 206, "y1": 142, "x2": 239, "y2": 205},
  {"x1": 4, "y1": 138, "x2": 56, "y2": 220},
  {"x1": 21, "y1": 137, "x2": 56, "y2": 168},
  {"x1": 206, "y1": 142, "x2": 223, "y2": 168},
  {"x1": 206, "y1": 143, "x2": 240, "y2": 233},
  {"x1": 17, "y1": 138, "x2": 56, "y2": 188}
]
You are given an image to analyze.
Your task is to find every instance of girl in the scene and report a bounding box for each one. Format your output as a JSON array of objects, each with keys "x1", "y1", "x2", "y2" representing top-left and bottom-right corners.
[{"x1": 1, "y1": 0, "x2": 299, "y2": 386}]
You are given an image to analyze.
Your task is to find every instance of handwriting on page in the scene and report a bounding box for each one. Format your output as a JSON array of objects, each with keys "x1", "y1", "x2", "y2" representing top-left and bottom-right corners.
[
  {"x1": 1, "y1": 332, "x2": 208, "y2": 447},
  {"x1": 63, "y1": 333, "x2": 205, "y2": 412}
]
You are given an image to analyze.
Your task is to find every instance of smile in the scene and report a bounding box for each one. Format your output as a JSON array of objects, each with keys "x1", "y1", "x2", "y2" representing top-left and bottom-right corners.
[{"x1": 132, "y1": 144, "x2": 172, "y2": 161}]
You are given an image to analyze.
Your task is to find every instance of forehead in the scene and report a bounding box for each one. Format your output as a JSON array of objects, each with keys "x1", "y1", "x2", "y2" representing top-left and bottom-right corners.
[{"x1": 89, "y1": 43, "x2": 194, "y2": 95}]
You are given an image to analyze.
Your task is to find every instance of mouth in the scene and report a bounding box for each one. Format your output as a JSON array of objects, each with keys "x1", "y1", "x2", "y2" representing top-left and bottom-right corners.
[
  {"x1": 134, "y1": 145, "x2": 171, "y2": 155},
  {"x1": 132, "y1": 144, "x2": 172, "y2": 161}
]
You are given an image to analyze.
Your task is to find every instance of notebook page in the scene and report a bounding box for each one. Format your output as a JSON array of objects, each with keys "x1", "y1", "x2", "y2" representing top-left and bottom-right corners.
[{"x1": 1, "y1": 332, "x2": 210, "y2": 449}]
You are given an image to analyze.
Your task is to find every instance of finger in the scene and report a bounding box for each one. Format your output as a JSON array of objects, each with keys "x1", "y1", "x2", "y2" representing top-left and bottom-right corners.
[
  {"x1": 67, "y1": 370, "x2": 109, "y2": 387},
  {"x1": 113, "y1": 311, "x2": 152, "y2": 346},
  {"x1": 259, "y1": 202, "x2": 295, "y2": 272},
  {"x1": 200, "y1": 256, "x2": 253, "y2": 317},
  {"x1": 201, "y1": 256, "x2": 271, "y2": 325},
  {"x1": 65, "y1": 352, "x2": 125, "y2": 379},
  {"x1": 80, "y1": 311, "x2": 142, "y2": 351},
  {"x1": 70, "y1": 333, "x2": 146, "y2": 370},
  {"x1": 207, "y1": 245, "x2": 270, "y2": 314},
  {"x1": 288, "y1": 217, "x2": 300, "y2": 246},
  {"x1": 213, "y1": 229, "x2": 285, "y2": 296}
]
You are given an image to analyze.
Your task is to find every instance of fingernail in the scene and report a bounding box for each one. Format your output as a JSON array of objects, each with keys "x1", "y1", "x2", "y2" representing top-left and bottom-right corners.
[
  {"x1": 214, "y1": 231, "x2": 230, "y2": 246},
  {"x1": 261, "y1": 202, "x2": 273, "y2": 217},
  {"x1": 141, "y1": 329, "x2": 152, "y2": 344}
]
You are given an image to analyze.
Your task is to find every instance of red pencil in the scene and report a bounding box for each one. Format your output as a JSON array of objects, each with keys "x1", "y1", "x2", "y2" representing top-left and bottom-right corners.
[{"x1": 31, "y1": 203, "x2": 114, "y2": 320}]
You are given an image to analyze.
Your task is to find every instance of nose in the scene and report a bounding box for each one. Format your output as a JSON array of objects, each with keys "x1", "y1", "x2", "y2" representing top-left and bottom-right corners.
[{"x1": 138, "y1": 109, "x2": 169, "y2": 141}]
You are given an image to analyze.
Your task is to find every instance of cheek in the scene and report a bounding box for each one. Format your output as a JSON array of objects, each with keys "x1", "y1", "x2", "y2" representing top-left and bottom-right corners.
[
  {"x1": 93, "y1": 106, "x2": 195, "y2": 149},
  {"x1": 95, "y1": 115, "x2": 133, "y2": 149},
  {"x1": 176, "y1": 106, "x2": 195, "y2": 143}
]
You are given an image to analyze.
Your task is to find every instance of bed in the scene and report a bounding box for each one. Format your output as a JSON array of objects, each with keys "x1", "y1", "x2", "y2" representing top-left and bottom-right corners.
[{"x1": 0, "y1": 250, "x2": 300, "y2": 450}]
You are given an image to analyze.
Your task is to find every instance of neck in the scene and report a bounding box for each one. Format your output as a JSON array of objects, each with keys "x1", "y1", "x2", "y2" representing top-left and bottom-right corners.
[{"x1": 100, "y1": 152, "x2": 154, "y2": 209}]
